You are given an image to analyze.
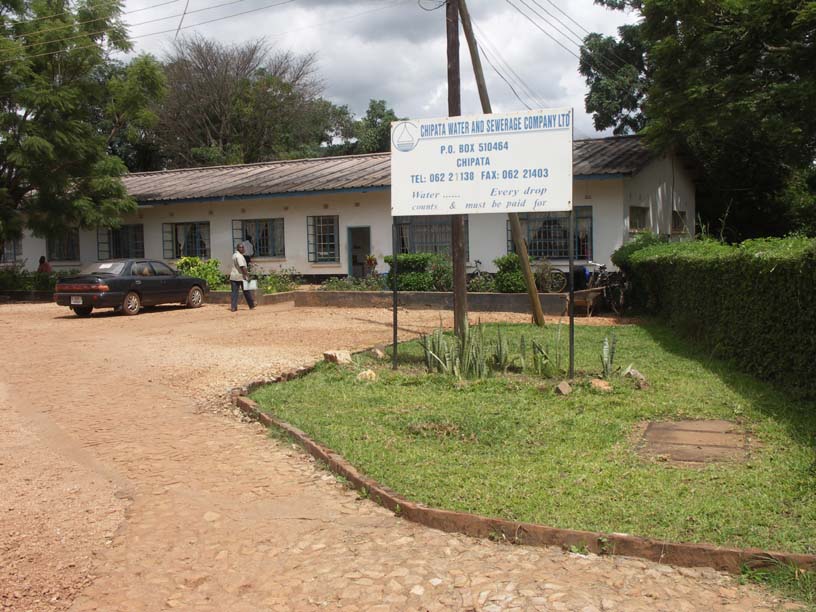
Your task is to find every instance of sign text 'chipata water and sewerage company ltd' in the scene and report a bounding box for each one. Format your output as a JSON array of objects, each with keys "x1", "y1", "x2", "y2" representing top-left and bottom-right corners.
[{"x1": 390, "y1": 108, "x2": 573, "y2": 216}]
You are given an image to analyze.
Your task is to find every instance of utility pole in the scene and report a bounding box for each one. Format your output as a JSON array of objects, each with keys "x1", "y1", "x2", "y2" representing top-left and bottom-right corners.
[
  {"x1": 458, "y1": 0, "x2": 545, "y2": 327},
  {"x1": 447, "y1": 0, "x2": 468, "y2": 337}
]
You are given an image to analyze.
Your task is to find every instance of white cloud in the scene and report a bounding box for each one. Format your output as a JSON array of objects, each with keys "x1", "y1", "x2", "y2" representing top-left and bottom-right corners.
[{"x1": 121, "y1": 0, "x2": 636, "y2": 133}]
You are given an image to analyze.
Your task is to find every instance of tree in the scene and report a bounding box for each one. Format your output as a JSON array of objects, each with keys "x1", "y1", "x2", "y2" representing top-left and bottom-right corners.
[
  {"x1": 0, "y1": 0, "x2": 165, "y2": 241},
  {"x1": 324, "y1": 99, "x2": 404, "y2": 156},
  {"x1": 157, "y1": 36, "x2": 353, "y2": 167},
  {"x1": 581, "y1": 0, "x2": 816, "y2": 238}
]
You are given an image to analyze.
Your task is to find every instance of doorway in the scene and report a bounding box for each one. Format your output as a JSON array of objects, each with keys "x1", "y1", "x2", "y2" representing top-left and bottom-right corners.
[{"x1": 347, "y1": 226, "x2": 371, "y2": 278}]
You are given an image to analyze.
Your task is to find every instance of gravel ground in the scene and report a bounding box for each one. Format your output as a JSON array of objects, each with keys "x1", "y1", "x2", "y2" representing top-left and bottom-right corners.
[{"x1": 0, "y1": 302, "x2": 786, "y2": 611}]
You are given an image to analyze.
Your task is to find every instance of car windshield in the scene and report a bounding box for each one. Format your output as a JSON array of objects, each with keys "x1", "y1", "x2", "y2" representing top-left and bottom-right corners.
[{"x1": 80, "y1": 262, "x2": 126, "y2": 276}]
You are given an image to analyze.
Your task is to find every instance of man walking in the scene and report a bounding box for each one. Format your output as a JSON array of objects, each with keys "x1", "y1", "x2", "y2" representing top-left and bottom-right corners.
[{"x1": 230, "y1": 243, "x2": 255, "y2": 312}]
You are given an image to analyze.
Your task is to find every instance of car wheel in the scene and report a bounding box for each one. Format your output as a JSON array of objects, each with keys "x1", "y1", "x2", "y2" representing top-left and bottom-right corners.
[
  {"x1": 122, "y1": 291, "x2": 141, "y2": 316},
  {"x1": 186, "y1": 285, "x2": 204, "y2": 308},
  {"x1": 72, "y1": 306, "x2": 93, "y2": 317}
]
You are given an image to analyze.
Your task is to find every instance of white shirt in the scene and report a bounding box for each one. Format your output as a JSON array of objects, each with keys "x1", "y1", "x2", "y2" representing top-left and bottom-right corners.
[{"x1": 230, "y1": 251, "x2": 247, "y2": 281}]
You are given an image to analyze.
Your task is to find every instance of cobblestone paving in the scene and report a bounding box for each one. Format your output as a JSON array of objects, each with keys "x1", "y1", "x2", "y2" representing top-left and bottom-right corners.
[{"x1": 0, "y1": 303, "x2": 787, "y2": 611}]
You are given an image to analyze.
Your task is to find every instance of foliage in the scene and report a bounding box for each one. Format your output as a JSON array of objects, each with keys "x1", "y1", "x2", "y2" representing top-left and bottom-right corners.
[
  {"x1": 741, "y1": 560, "x2": 815, "y2": 608},
  {"x1": 610, "y1": 232, "x2": 666, "y2": 274},
  {"x1": 420, "y1": 323, "x2": 565, "y2": 380},
  {"x1": 493, "y1": 253, "x2": 527, "y2": 293},
  {"x1": 156, "y1": 36, "x2": 353, "y2": 168},
  {"x1": 600, "y1": 333, "x2": 618, "y2": 378},
  {"x1": 325, "y1": 99, "x2": 405, "y2": 156},
  {"x1": 175, "y1": 257, "x2": 227, "y2": 289},
  {"x1": 0, "y1": 266, "x2": 76, "y2": 291},
  {"x1": 385, "y1": 253, "x2": 452, "y2": 291},
  {"x1": 319, "y1": 275, "x2": 387, "y2": 291},
  {"x1": 252, "y1": 322, "x2": 816, "y2": 554},
  {"x1": 467, "y1": 270, "x2": 496, "y2": 293},
  {"x1": 257, "y1": 268, "x2": 299, "y2": 293},
  {"x1": 582, "y1": 0, "x2": 816, "y2": 239},
  {"x1": 625, "y1": 236, "x2": 816, "y2": 396},
  {"x1": 419, "y1": 323, "x2": 489, "y2": 380},
  {"x1": 0, "y1": 0, "x2": 165, "y2": 241}
]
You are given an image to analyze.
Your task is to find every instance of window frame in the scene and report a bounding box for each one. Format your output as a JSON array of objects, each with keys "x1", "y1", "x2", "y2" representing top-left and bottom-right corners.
[
  {"x1": 394, "y1": 215, "x2": 469, "y2": 259},
  {"x1": 506, "y1": 207, "x2": 593, "y2": 260},
  {"x1": 307, "y1": 215, "x2": 340, "y2": 263},
  {"x1": 232, "y1": 218, "x2": 285, "y2": 258},
  {"x1": 628, "y1": 205, "x2": 650, "y2": 233},
  {"x1": 97, "y1": 224, "x2": 145, "y2": 260},
  {"x1": 671, "y1": 210, "x2": 688, "y2": 234},
  {"x1": 162, "y1": 222, "x2": 211, "y2": 259},
  {"x1": 47, "y1": 229, "x2": 80, "y2": 262},
  {"x1": 0, "y1": 238, "x2": 22, "y2": 264}
]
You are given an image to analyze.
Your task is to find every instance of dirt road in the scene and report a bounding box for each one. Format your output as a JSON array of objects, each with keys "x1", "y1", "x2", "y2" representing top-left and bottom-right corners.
[{"x1": 0, "y1": 302, "x2": 782, "y2": 611}]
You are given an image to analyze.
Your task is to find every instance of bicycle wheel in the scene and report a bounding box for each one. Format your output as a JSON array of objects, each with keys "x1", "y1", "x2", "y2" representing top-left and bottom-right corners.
[{"x1": 548, "y1": 270, "x2": 568, "y2": 293}]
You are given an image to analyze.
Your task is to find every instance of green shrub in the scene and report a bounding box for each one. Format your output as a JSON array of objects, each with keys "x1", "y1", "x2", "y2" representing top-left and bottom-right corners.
[
  {"x1": 385, "y1": 253, "x2": 451, "y2": 291},
  {"x1": 257, "y1": 267, "x2": 299, "y2": 293},
  {"x1": 610, "y1": 232, "x2": 666, "y2": 273},
  {"x1": 625, "y1": 236, "x2": 816, "y2": 397},
  {"x1": 176, "y1": 256, "x2": 227, "y2": 290},
  {"x1": 319, "y1": 276, "x2": 387, "y2": 291},
  {"x1": 0, "y1": 266, "x2": 74, "y2": 291},
  {"x1": 467, "y1": 272, "x2": 496, "y2": 293},
  {"x1": 492, "y1": 253, "x2": 524, "y2": 293}
]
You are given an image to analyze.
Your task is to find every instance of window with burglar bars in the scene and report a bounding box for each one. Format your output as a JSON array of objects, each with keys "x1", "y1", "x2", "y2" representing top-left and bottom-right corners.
[
  {"x1": 162, "y1": 222, "x2": 210, "y2": 259},
  {"x1": 506, "y1": 207, "x2": 593, "y2": 260},
  {"x1": 307, "y1": 216, "x2": 339, "y2": 263},
  {"x1": 0, "y1": 238, "x2": 22, "y2": 264},
  {"x1": 232, "y1": 219, "x2": 285, "y2": 258},
  {"x1": 97, "y1": 225, "x2": 144, "y2": 260},
  {"x1": 629, "y1": 206, "x2": 649, "y2": 232},
  {"x1": 47, "y1": 229, "x2": 80, "y2": 261},
  {"x1": 671, "y1": 210, "x2": 688, "y2": 234},
  {"x1": 394, "y1": 215, "x2": 469, "y2": 258}
]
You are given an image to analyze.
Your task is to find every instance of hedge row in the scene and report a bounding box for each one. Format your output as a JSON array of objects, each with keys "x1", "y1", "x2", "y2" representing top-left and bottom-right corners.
[
  {"x1": 620, "y1": 236, "x2": 816, "y2": 397},
  {"x1": 383, "y1": 253, "x2": 453, "y2": 291}
]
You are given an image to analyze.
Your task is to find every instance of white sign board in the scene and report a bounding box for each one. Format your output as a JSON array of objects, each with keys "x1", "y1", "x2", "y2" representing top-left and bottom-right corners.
[{"x1": 390, "y1": 108, "x2": 573, "y2": 216}]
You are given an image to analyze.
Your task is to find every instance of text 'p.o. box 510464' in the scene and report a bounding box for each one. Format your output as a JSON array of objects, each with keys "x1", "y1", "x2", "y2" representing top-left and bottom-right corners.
[{"x1": 390, "y1": 108, "x2": 573, "y2": 216}]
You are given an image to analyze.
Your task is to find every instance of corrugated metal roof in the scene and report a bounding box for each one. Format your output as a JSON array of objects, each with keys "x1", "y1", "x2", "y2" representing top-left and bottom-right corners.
[{"x1": 123, "y1": 135, "x2": 652, "y2": 203}]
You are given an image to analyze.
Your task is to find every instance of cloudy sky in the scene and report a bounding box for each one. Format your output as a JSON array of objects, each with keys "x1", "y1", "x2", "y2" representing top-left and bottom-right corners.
[{"x1": 119, "y1": 0, "x2": 636, "y2": 138}]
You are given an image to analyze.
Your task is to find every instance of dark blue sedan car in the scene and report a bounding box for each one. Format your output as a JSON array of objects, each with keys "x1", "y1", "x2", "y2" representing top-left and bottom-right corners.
[{"x1": 54, "y1": 259, "x2": 209, "y2": 317}]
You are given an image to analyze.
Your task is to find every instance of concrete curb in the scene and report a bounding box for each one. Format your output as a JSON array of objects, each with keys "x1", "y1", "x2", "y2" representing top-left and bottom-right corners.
[{"x1": 233, "y1": 373, "x2": 816, "y2": 575}]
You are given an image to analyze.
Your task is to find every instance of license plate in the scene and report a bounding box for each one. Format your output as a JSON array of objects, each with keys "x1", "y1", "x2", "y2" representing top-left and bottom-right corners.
[{"x1": 70, "y1": 296, "x2": 83, "y2": 305}]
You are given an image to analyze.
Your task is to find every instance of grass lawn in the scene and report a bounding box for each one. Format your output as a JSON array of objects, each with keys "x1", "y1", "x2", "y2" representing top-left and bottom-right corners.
[{"x1": 251, "y1": 321, "x2": 816, "y2": 554}]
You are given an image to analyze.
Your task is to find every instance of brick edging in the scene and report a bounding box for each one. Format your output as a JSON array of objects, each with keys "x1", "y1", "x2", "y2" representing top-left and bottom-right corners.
[{"x1": 233, "y1": 378, "x2": 816, "y2": 575}]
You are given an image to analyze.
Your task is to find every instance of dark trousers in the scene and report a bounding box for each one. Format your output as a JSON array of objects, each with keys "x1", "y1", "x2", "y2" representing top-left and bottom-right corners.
[{"x1": 230, "y1": 280, "x2": 256, "y2": 311}]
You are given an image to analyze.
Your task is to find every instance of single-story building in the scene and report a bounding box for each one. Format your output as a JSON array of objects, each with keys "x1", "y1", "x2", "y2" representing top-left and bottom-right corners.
[{"x1": 2, "y1": 135, "x2": 694, "y2": 276}]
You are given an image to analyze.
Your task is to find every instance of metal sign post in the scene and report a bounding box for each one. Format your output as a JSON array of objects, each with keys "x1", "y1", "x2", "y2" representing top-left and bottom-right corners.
[
  {"x1": 568, "y1": 209, "x2": 575, "y2": 378},
  {"x1": 391, "y1": 222, "x2": 399, "y2": 370}
]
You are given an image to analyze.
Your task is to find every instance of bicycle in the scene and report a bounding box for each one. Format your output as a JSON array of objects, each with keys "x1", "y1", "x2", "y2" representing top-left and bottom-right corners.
[{"x1": 585, "y1": 261, "x2": 624, "y2": 314}]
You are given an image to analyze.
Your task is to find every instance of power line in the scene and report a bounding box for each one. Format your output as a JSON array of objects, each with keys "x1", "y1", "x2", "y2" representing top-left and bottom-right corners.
[
  {"x1": 4, "y1": 0, "x2": 182, "y2": 31},
  {"x1": 472, "y1": 19, "x2": 546, "y2": 107},
  {"x1": 1, "y1": 0, "x2": 408, "y2": 64},
  {"x1": 506, "y1": 0, "x2": 628, "y2": 78},
  {"x1": 175, "y1": 0, "x2": 192, "y2": 39},
  {"x1": 13, "y1": 0, "x2": 269, "y2": 51},
  {"x1": 478, "y1": 44, "x2": 531, "y2": 110},
  {"x1": 543, "y1": 0, "x2": 591, "y2": 36}
]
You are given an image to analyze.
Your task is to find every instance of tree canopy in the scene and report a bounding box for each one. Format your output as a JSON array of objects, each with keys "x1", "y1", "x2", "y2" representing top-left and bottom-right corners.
[
  {"x1": 0, "y1": 0, "x2": 165, "y2": 241},
  {"x1": 325, "y1": 99, "x2": 404, "y2": 157},
  {"x1": 155, "y1": 36, "x2": 353, "y2": 168},
  {"x1": 581, "y1": 0, "x2": 816, "y2": 238}
]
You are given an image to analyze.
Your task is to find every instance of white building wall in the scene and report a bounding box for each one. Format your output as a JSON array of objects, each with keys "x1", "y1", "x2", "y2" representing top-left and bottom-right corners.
[
  {"x1": 624, "y1": 155, "x2": 696, "y2": 239},
  {"x1": 132, "y1": 190, "x2": 395, "y2": 275},
  {"x1": 12, "y1": 155, "x2": 692, "y2": 275}
]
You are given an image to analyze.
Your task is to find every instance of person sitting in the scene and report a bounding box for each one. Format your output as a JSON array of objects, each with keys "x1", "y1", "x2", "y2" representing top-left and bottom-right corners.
[{"x1": 37, "y1": 256, "x2": 52, "y2": 274}]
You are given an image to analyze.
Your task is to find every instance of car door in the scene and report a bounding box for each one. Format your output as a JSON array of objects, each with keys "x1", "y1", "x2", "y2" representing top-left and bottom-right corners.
[
  {"x1": 149, "y1": 261, "x2": 186, "y2": 303},
  {"x1": 130, "y1": 261, "x2": 162, "y2": 305}
]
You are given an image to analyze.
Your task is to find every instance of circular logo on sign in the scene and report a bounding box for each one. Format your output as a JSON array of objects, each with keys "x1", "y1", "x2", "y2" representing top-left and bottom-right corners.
[{"x1": 392, "y1": 122, "x2": 420, "y2": 152}]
